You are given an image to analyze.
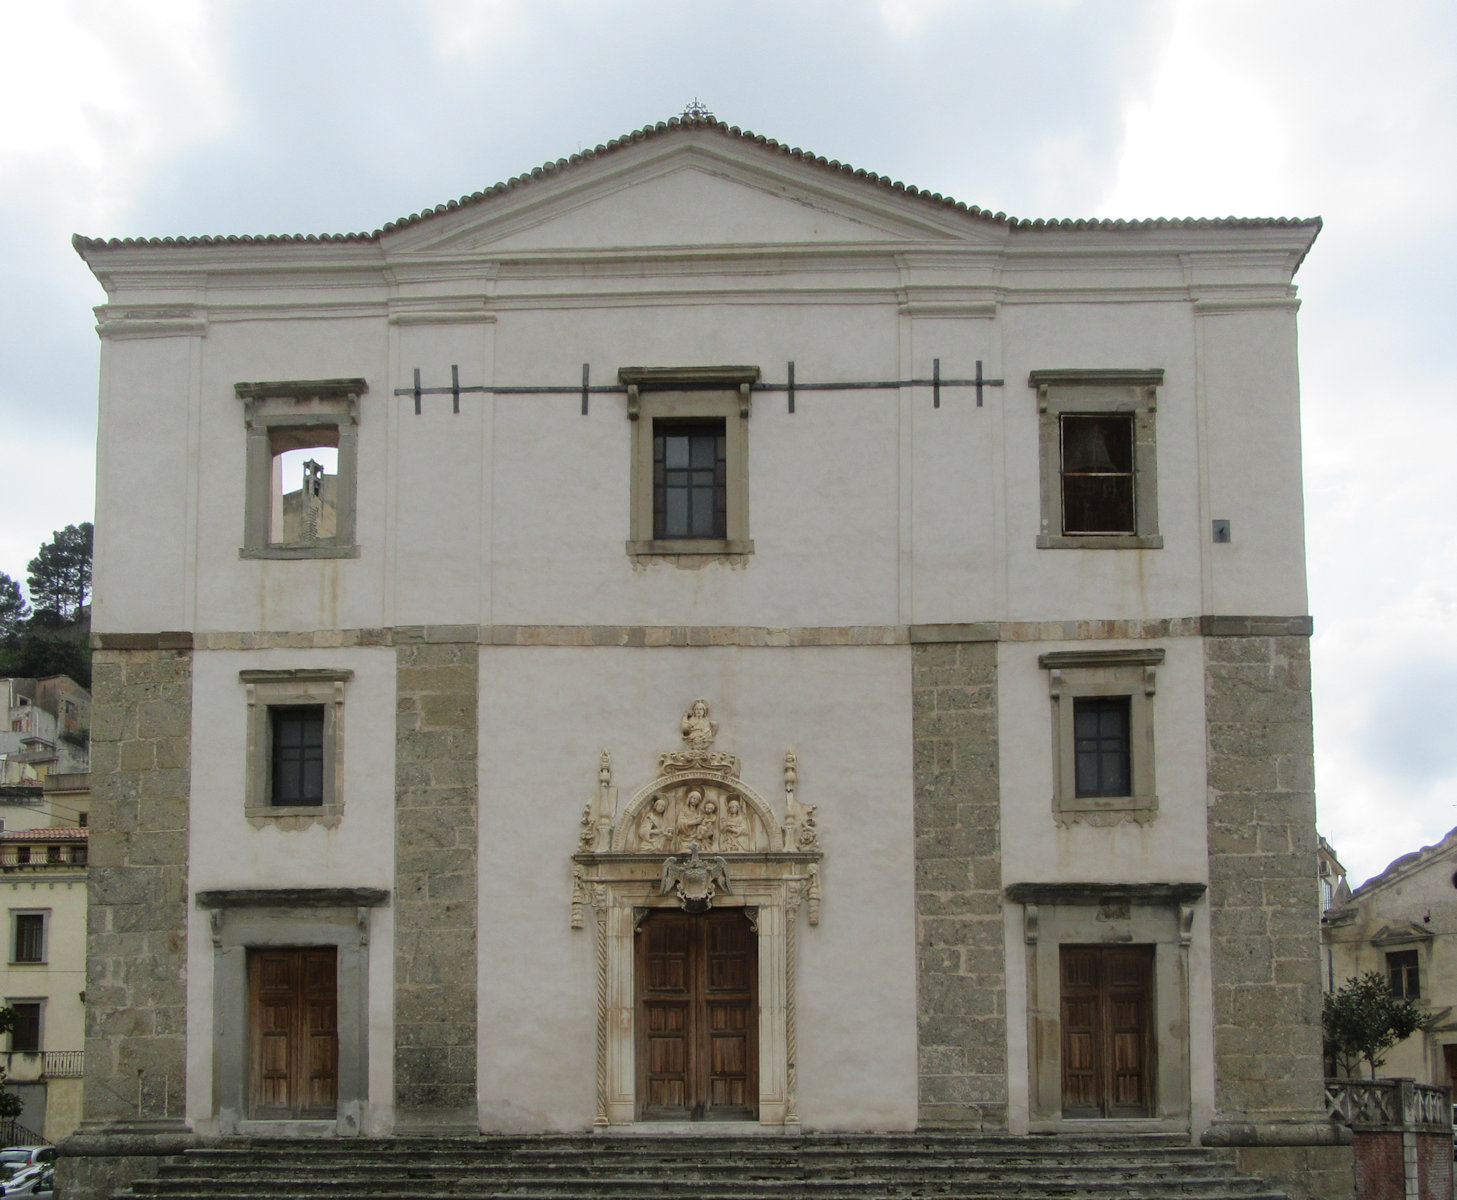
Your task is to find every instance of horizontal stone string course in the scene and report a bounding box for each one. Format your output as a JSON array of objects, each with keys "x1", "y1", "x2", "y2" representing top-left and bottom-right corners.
[{"x1": 94, "y1": 614, "x2": 1311, "y2": 653}]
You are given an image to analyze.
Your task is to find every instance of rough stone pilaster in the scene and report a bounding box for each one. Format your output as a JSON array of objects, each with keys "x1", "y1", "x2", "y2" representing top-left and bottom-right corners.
[
  {"x1": 912, "y1": 639, "x2": 1006, "y2": 1128},
  {"x1": 1203, "y1": 625, "x2": 1352, "y2": 1199},
  {"x1": 1205, "y1": 630, "x2": 1325, "y2": 1123},
  {"x1": 394, "y1": 634, "x2": 478, "y2": 1129},
  {"x1": 81, "y1": 646, "x2": 192, "y2": 1124}
]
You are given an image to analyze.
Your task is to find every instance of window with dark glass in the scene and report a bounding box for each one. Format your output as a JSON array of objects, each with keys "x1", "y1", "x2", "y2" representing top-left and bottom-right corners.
[
  {"x1": 1061, "y1": 415, "x2": 1135, "y2": 534},
  {"x1": 653, "y1": 420, "x2": 726, "y2": 540},
  {"x1": 8, "y1": 1002, "x2": 40, "y2": 1053},
  {"x1": 1387, "y1": 949, "x2": 1420, "y2": 1000},
  {"x1": 12, "y1": 913, "x2": 45, "y2": 963},
  {"x1": 1073, "y1": 696, "x2": 1132, "y2": 797},
  {"x1": 270, "y1": 705, "x2": 326, "y2": 807}
]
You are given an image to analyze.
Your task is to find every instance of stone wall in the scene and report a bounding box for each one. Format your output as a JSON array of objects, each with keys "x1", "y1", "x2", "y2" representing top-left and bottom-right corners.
[
  {"x1": 393, "y1": 629, "x2": 479, "y2": 1129},
  {"x1": 81, "y1": 643, "x2": 193, "y2": 1123},
  {"x1": 57, "y1": 641, "x2": 197, "y2": 1200},
  {"x1": 912, "y1": 635, "x2": 1006, "y2": 1128},
  {"x1": 1203, "y1": 616, "x2": 1353, "y2": 1199},
  {"x1": 1204, "y1": 619, "x2": 1324, "y2": 1122}
]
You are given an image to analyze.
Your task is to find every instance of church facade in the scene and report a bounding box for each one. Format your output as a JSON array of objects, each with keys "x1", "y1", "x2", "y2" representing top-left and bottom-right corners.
[{"x1": 67, "y1": 118, "x2": 1347, "y2": 1197}]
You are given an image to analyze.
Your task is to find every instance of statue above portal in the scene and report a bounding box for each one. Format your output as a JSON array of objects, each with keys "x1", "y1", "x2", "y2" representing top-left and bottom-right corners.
[
  {"x1": 681, "y1": 698, "x2": 717, "y2": 751},
  {"x1": 658, "y1": 698, "x2": 738, "y2": 777}
]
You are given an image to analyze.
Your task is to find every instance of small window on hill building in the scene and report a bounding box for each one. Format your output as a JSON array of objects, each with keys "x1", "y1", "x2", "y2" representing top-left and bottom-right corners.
[
  {"x1": 11, "y1": 912, "x2": 46, "y2": 964},
  {"x1": 1387, "y1": 949, "x2": 1420, "y2": 1000},
  {"x1": 7, "y1": 1001, "x2": 41, "y2": 1054}
]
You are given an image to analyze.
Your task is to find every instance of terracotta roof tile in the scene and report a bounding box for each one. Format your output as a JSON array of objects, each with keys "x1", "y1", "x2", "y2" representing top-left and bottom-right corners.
[
  {"x1": 0, "y1": 827, "x2": 88, "y2": 840},
  {"x1": 74, "y1": 116, "x2": 1321, "y2": 253}
]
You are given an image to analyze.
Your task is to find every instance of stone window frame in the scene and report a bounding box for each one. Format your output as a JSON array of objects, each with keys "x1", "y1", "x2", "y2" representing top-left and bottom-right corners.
[
  {"x1": 621, "y1": 366, "x2": 758, "y2": 560},
  {"x1": 236, "y1": 379, "x2": 366, "y2": 560},
  {"x1": 241, "y1": 669, "x2": 351, "y2": 830},
  {"x1": 1039, "y1": 648, "x2": 1164, "y2": 827},
  {"x1": 9, "y1": 909, "x2": 48, "y2": 964},
  {"x1": 1029, "y1": 369, "x2": 1163, "y2": 550}
]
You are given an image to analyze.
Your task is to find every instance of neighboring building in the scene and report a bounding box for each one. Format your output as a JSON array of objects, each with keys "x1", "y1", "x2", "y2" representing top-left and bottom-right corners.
[
  {"x1": 0, "y1": 773, "x2": 89, "y2": 1144},
  {"x1": 68, "y1": 117, "x2": 1346, "y2": 1198},
  {"x1": 0, "y1": 677, "x2": 90, "y2": 783},
  {"x1": 1323, "y1": 828, "x2": 1457, "y2": 1088}
]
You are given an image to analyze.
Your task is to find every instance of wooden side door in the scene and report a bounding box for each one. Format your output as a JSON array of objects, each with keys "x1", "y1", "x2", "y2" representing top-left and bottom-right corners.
[
  {"x1": 248, "y1": 947, "x2": 338, "y2": 1119},
  {"x1": 637, "y1": 909, "x2": 757, "y2": 1120},
  {"x1": 1060, "y1": 944, "x2": 1154, "y2": 1118}
]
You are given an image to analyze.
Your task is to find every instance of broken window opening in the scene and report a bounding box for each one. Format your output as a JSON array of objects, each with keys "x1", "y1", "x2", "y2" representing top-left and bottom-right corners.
[
  {"x1": 1061, "y1": 415, "x2": 1135, "y2": 535},
  {"x1": 271, "y1": 439, "x2": 340, "y2": 546}
]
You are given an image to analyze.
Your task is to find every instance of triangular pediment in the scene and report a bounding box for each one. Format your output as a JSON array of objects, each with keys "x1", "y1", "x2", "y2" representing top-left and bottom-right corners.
[{"x1": 383, "y1": 129, "x2": 1003, "y2": 257}]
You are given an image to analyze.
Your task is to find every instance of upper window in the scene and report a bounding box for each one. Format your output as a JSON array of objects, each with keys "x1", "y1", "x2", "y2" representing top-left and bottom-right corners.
[
  {"x1": 1073, "y1": 696, "x2": 1131, "y2": 797},
  {"x1": 654, "y1": 420, "x2": 727, "y2": 540},
  {"x1": 1387, "y1": 949, "x2": 1420, "y2": 1000},
  {"x1": 7, "y1": 1001, "x2": 41, "y2": 1054},
  {"x1": 11, "y1": 911, "x2": 46, "y2": 964},
  {"x1": 623, "y1": 366, "x2": 756, "y2": 559},
  {"x1": 270, "y1": 705, "x2": 326, "y2": 807},
  {"x1": 1029, "y1": 369, "x2": 1163, "y2": 549},
  {"x1": 236, "y1": 379, "x2": 366, "y2": 560},
  {"x1": 1040, "y1": 648, "x2": 1164, "y2": 827},
  {"x1": 241, "y1": 669, "x2": 351, "y2": 829}
]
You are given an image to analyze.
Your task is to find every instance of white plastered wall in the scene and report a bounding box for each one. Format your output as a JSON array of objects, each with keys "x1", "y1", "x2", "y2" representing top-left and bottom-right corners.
[{"x1": 475, "y1": 643, "x2": 918, "y2": 1131}]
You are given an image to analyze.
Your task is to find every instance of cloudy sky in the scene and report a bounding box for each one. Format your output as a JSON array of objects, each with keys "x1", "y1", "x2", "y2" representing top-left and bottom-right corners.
[{"x1": 1, "y1": 0, "x2": 1453, "y2": 885}]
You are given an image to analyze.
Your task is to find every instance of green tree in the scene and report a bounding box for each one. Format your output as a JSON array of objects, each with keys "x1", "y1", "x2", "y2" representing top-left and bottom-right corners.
[
  {"x1": 0, "y1": 572, "x2": 28, "y2": 637},
  {"x1": 1323, "y1": 971, "x2": 1426, "y2": 1078},
  {"x1": 26, "y1": 522, "x2": 93, "y2": 622},
  {"x1": 0, "y1": 1006, "x2": 20, "y2": 1120}
]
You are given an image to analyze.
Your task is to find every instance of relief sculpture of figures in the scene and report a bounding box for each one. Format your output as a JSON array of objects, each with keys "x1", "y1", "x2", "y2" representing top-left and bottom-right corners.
[
  {"x1": 681, "y1": 698, "x2": 717, "y2": 751},
  {"x1": 676, "y1": 788, "x2": 705, "y2": 850},
  {"x1": 636, "y1": 794, "x2": 672, "y2": 852},
  {"x1": 698, "y1": 797, "x2": 720, "y2": 852},
  {"x1": 718, "y1": 795, "x2": 749, "y2": 852}
]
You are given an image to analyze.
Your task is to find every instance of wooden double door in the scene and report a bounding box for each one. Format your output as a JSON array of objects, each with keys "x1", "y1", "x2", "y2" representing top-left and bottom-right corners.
[
  {"x1": 636, "y1": 908, "x2": 758, "y2": 1120},
  {"x1": 1060, "y1": 944, "x2": 1154, "y2": 1118},
  {"x1": 248, "y1": 947, "x2": 338, "y2": 1119}
]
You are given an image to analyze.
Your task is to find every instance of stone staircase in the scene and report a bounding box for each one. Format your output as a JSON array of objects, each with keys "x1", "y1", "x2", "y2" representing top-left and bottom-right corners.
[{"x1": 111, "y1": 1132, "x2": 1295, "y2": 1200}]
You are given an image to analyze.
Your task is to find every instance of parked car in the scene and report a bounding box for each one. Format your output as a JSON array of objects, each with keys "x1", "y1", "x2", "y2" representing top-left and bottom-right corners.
[
  {"x1": 0, "y1": 1162, "x2": 52, "y2": 1196},
  {"x1": 0, "y1": 1151, "x2": 49, "y2": 1183}
]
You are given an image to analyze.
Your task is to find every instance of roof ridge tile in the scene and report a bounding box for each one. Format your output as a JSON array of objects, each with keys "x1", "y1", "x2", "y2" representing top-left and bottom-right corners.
[{"x1": 74, "y1": 115, "x2": 1322, "y2": 253}]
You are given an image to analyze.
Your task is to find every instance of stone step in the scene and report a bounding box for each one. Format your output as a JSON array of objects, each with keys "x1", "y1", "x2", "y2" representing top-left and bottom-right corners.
[{"x1": 113, "y1": 1134, "x2": 1292, "y2": 1200}]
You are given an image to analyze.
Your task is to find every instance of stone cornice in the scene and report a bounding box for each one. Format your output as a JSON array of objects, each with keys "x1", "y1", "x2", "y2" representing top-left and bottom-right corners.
[
  {"x1": 1004, "y1": 882, "x2": 1207, "y2": 906},
  {"x1": 95, "y1": 616, "x2": 1316, "y2": 652},
  {"x1": 194, "y1": 887, "x2": 389, "y2": 910}
]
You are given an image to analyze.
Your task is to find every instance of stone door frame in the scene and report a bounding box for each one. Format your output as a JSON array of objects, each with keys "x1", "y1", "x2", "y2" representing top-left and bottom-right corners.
[
  {"x1": 196, "y1": 888, "x2": 387, "y2": 1137},
  {"x1": 1006, "y1": 881, "x2": 1204, "y2": 1133},
  {"x1": 578, "y1": 856, "x2": 817, "y2": 1126}
]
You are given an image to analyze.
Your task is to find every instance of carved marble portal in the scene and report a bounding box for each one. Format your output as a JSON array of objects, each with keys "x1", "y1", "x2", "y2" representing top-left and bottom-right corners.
[{"x1": 571, "y1": 701, "x2": 823, "y2": 1125}]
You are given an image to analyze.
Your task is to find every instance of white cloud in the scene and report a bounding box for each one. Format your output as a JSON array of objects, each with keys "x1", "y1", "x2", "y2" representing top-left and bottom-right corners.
[
  {"x1": 1098, "y1": 0, "x2": 1457, "y2": 884},
  {"x1": 1100, "y1": 0, "x2": 1457, "y2": 231},
  {"x1": 419, "y1": 0, "x2": 532, "y2": 59},
  {"x1": 0, "y1": 0, "x2": 237, "y2": 234},
  {"x1": 0, "y1": 424, "x2": 96, "y2": 593}
]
